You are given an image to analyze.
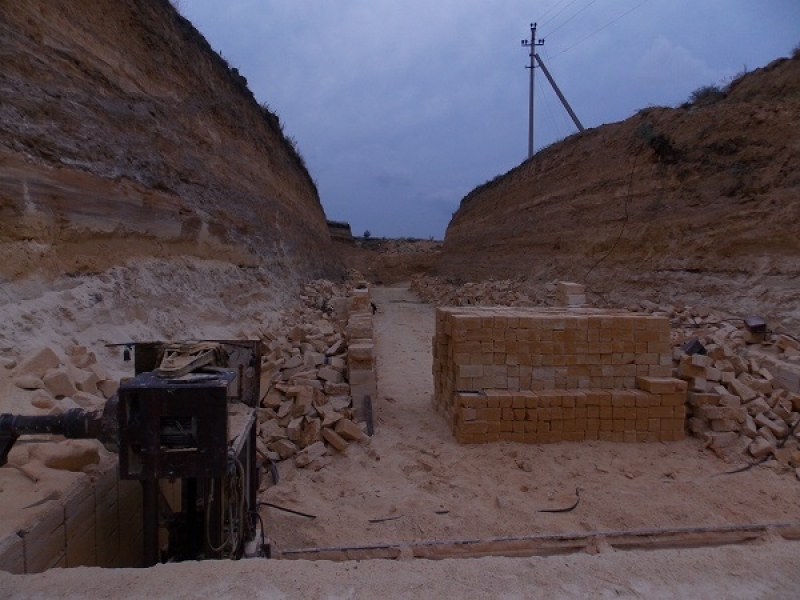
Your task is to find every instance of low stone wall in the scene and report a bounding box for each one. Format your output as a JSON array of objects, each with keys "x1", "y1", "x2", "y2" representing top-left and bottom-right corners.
[
  {"x1": 0, "y1": 461, "x2": 143, "y2": 573},
  {"x1": 346, "y1": 288, "x2": 377, "y2": 421},
  {"x1": 433, "y1": 307, "x2": 687, "y2": 444}
]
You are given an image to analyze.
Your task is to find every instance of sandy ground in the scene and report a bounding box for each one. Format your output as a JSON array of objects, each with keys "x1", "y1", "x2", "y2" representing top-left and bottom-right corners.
[
  {"x1": 2, "y1": 283, "x2": 800, "y2": 597},
  {"x1": 261, "y1": 286, "x2": 800, "y2": 553},
  {"x1": 1, "y1": 540, "x2": 799, "y2": 599}
]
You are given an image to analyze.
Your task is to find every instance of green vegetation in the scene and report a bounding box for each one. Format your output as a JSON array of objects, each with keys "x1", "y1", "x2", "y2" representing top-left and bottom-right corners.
[
  {"x1": 637, "y1": 122, "x2": 680, "y2": 164},
  {"x1": 688, "y1": 84, "x2": 726, "y2": 107}
]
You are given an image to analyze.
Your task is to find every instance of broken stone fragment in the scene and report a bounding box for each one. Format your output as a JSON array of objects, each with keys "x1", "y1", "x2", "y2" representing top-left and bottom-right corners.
[
  {"x1": 68, "y1": 346, "x2": 97, "y2": 369},
  {"x1": 325, "y1": 339, "x2": 344, "y2": 357},
  {"x1": 748, "y1": 436, "x2": 775, "y2": 459},
  {"x1": 260, "y1": 419, "x2": 287, "y2": 443},
  {"x1": 298, "y1": 417, "x2": 322, "y2": 448},
  {"x1": 696, "y1": 405, "x2": 744, "y2": 422},
  {"x1": 328, "y1": 356, "x2": 347, "y2": 371},
  {"x1": 291, "y1": 387, "x2": 314, "y2": 417},
  {"x1": 303, "y1": 352, "x2": 326, "y2": 369},
  {"x1": 283, "y1": 355, "x2": 303, "y2": 370},
  {"x1": 687, "y1": 392, "x2": 719, "y2": 408},
  {"x1": 14, "y1": 375, "x2": 43, "y2": 390},
  {"x1": 262, "y1": 387, "x2": 284, "y2": 409},
  {"x1": 329, "y1": 396, "x2": 351, "y2": 412},
  {"x1": 321, "y1": 410, "x2": 344, "y2": 428},
  {"x1": 324, "y1": 382, "x2": 350, "y2": 396},
  {"x1": 89, "y1": 362, "x2": 111, "y2": 382},
  {"x1": 317, "y1": 366, "x2": 343, "y2": 384},
  {"x1": 30, "y1": 391, "x2": 56, "y2": 410},
  {"x1": 755, "y1": 413, "x2": 788, "y2": 437},
  {"x1": 729, "y1": 378, "x2": 758, "y2": 402},
  {"x1": 98, "y1": 379, "x2": 119, "y2": 399},
  {"x1": 710, "y1": 419, "x2": 740, "y2": 433},
  {"x1": 290, "y1": 376, "x2": 323, "y2": 390},
  {"x1": 16, "y1": 347, "x2": 61, "y2": 377},
  {"x1": 73, "y1": 369, "x2": 100, "y2": 395},
  {"x1": 335, "y1": 418, "x2": 365, "y2": 441},
  {"x1": 71, "y1": 391, "x2": 104, "y2": 410},
  {"x1": 739, "y1": 372, "x2": 772, "y2": 395},
  {"x1": 757, "y1": 426, "x2": 778, "y2": 446},
  {"x1": 286, "y1": 417, "x2": 303, "y2": 442},
  {"x1": 43, "y1": 367, "x2": 78, "y2": 398},
  {"x1": 744, "y1": 397, "x2": 770, "y2": 416},
  {"x1": 256, "y1": 408, "x2": 276, "y2": 424},
  {"x1": 276, "y1": 400, "x2": 293, "y2": 419},
  {"x1": 321, "y1": 428, "x2": 349, "y2": 452},
  {"x1": 687, "y1": 417, "x2": 710, "y2": 435},
  {"x1": 295, "y1": 441, "x2": 328, "y2": 468},
  {"x1": 268, "y1": 438, "x2": 297, "y2": 460},
  {"x1": 741, "y1": 414, "x2": 758, "y2": 439}
]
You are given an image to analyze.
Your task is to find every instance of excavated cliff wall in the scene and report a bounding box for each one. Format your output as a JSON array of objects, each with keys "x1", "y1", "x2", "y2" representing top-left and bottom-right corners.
[
  {"x1": 440, "y1": 55, "x2": 800, "y2": 327},
  {"x1": 0, "y1": 0, "x2": 335, "y2": 282}
]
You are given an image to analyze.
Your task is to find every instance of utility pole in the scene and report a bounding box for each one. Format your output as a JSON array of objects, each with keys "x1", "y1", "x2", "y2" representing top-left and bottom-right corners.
[
  {"x1": 533, "y1": 54, "x2": 584, "y2": 132},
  {"x1": 521, "y1": 23, "x2": 544, "y2": 159}
]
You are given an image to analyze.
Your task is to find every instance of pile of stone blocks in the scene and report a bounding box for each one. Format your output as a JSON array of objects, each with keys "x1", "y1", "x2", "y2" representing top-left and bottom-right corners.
[
  {"x1": 9, "y1": 345, "x2": 120, "y2": 414},
  {"x1": 257, "y1": 283, "x2": 375, "y2": 471},
  {"x1": 432, "y1": 307, "x2": 686, "y2": 445},
  {"x1": 678, "y1": 333, "x2": 800, "y2": 464}
]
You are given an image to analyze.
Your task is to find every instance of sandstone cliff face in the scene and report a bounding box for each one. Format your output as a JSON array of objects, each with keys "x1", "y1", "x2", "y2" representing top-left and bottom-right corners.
[
  {"x1": 440, "y1": 55, "x2": 800, "y2": 326},
  {"x1": 0, "y1": 0, "x2": 335, "y2": 281}
]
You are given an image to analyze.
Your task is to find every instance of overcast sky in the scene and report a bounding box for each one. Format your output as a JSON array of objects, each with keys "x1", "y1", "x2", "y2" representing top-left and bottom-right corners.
[{"x1": 179, "y1": 0, "x2": 799, "y2": 239}]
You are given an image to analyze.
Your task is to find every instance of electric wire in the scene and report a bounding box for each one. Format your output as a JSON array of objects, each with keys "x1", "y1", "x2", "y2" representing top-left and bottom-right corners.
[
  {"x1": 205, "y1": 453, "x2": 248, "y2": 558},
  {"x1": 544, "y1": 0, "x2": 600, "y2": 37},
  {"x1": 550, "y1": 0, "x2": 653, "y2": 60},
  {"x1": 538, "y1": 0, "x2": 573, "y2": 24},
  {"x1": 540, "y1": 0, "x2": 583, "y2": 28}
]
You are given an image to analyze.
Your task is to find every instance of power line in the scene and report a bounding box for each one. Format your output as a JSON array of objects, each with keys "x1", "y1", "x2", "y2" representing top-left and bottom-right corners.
[
  {"x1": 538, "y1": 0, "x2": 573, "y2": 23},
  {"x1": 550, "y1": 0, "x2": 653, "y2": 59},
  {"x1": 545, "y1": 0, "x2": 600, "y2": 37},
  {"x1": 540, "y1": 0, "x2": 582, "y2": 28}
]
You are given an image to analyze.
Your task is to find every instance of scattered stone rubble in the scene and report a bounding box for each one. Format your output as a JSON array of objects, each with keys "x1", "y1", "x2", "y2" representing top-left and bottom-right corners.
[
  {"x1": 672, "y1": 316, "x2": 800, "y2": 473},
  {"x1": 256, "y1": 279, "x2": 376, "y2": 474},
  {"x1": 411, "y1": 275, "x2": 534, "y2": 307},
  {"x1": 9, "y1": 345, "x2": 119, "y2": 415}
]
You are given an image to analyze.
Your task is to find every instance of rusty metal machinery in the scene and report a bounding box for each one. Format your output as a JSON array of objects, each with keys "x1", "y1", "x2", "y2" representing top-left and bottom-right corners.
[{"x1": 0, "y1": 340, "x2": 263, "y2": 566}]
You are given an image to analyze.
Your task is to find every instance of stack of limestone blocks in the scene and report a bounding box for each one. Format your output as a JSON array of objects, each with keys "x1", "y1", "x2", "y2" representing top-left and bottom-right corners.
[
  {"x1": 433, "y1": 305, "x2": 687, "y2": 444},
  {"x1": 0, "y1": 461, "x2": 143, "y2": 573},
  {"x1": 346, "y1": 287, "x2": 377, "y2": 420}
]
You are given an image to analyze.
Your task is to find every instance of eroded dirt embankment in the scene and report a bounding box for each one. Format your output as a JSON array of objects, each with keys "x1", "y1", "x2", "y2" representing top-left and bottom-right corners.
[
  {"x1": 0, "y1": 0, "x2": 336, "y2": 282},
  {"x1": 440, "y1": 55, "x2": 800, "y2": 330}
]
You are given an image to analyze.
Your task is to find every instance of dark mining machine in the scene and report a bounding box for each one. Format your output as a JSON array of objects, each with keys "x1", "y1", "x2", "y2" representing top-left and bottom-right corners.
[{"x1": 0, "y1": 340, "x2": 264, "y2": 566}]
